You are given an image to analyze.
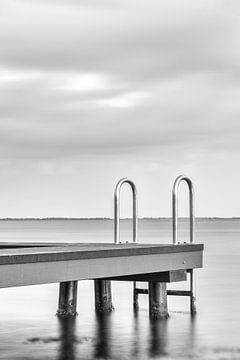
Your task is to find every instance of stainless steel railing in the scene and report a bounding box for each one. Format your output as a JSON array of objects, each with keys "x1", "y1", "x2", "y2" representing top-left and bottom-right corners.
[
  {"x1": 114, "y1": 178, "x2": 138, "y2": 244},
  {"x1": 172, "y1": 175, "x2": 197, "y2": 314},
  {"x1": 172, "y1": 175, "x2": 195, "y2": 245}
]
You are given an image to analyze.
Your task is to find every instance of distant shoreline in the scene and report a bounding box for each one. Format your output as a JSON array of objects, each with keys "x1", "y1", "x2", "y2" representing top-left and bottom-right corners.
[{"x1": 0, "y1": 217, "x2": 239, "y2": 221}]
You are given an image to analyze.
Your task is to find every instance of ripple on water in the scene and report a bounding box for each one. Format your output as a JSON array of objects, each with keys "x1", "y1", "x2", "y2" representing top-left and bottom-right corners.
[{"x1": 24, "y1": 336, "x2": 94, "y2": 345}]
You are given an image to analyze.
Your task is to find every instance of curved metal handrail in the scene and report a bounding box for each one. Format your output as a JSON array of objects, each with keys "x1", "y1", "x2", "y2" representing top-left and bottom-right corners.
[
  {"x1": 172, "y1": 175, "x2": 195, "y2": 244},
  {"x1": 114, "y1": 178, "x2": 138, "y2": 244}
]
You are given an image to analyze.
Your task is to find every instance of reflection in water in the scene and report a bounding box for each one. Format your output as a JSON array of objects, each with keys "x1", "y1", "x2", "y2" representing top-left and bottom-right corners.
[
  {"x1": 49, "y1": 301, "x2": 197, "y2": 360},
  {"x1": 57, "y1": 317, "x2": 76, "y2": 360},
  {"x1": 148, "y1": 318, "x2": 169, "y2": 358},
  {"x1": 189, "y1": 315, "x2": 196, "y2": 346},
  {"x1": 94, "y1": 313, "x2": 112, "y2": 359},
  {"x1": 131, "y1": 312, "x2": 141, "y2": 359},
  {"x1": 187, "y1": 315, "x2": 196, "y2": 357},
  {"x1": 167, "y1": 313, "x2": 197, "y2": 358}
]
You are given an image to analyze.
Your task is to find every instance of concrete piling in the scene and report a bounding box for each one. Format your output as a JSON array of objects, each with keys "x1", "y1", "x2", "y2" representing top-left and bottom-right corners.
[
  {"x1": 94, "y1": 280, "x2": 114, "y2": 313},
  {"x1": 148, "y1": 282, "x2": 169, "y2": 319},
  {"x1": 57, "y1": 281, "x2": 78, "y2": 317}
]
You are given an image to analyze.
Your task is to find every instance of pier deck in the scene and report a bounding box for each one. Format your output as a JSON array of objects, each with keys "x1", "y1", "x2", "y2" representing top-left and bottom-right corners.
[{"x1": 0, "y1": 242, "x2": 203, "y2": 288}]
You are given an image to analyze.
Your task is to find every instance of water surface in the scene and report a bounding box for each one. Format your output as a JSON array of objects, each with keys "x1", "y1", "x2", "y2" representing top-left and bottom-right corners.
[{"x1": 0, "y1": 218, "x2": 239, "y2": 360}]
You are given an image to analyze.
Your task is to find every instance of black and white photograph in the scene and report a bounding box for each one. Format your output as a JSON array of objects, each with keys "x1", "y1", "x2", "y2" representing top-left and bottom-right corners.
[{"x1": 0, "y1": 1, "x2": 239, "y2": 359}]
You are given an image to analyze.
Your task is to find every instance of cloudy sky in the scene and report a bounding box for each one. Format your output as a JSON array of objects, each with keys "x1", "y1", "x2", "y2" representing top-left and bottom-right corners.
[{"x1": 0, "y1": 0, "x2": 240, "y2": 218}]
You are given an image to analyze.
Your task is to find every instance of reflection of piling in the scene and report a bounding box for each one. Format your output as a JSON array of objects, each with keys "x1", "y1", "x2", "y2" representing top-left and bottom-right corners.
[
  {"x1": 148, "y1": 317, "x2": 168, "y2": 358},
  {"x1": 57, "y1": 316, "x2": 76, "y2": 360},
  {"x1": 131, "y1": 310, "x2": 141, "y2": 358},
  {"x1": 57, "y1": 281, "x2": 78, "y2": 317},
  {"x1": 94, "y1": 313, "x2": 112, "y2": 359},
  {"x1": 94, "y1": 280, "x2": 114, "y2": 313},
  {"x1": 148, "y1": 282, "x2": 169, "y2": 319}
]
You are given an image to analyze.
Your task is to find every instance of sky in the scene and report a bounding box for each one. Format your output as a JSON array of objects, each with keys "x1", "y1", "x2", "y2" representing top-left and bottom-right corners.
[{"x1": 0, "y1": 0, "x2": 240, "y2": 218}]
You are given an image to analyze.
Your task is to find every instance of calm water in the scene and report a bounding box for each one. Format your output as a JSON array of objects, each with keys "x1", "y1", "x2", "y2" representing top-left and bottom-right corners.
[{"x1": 0, "y1": 218, "x2": 240, "y2": 360}]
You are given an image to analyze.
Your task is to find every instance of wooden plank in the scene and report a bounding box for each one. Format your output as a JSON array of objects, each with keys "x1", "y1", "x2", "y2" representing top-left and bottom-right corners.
[
  {"x1": 0, "y1": 242, "x2": 70, "y2": 248},
  {"x1": 0, "y1": 242, "x2": 110, "y2": 249},
  {"x1": 0, "y1": 250, "x2": 202, "y2": 288},
  {"x1": 0, "y1": 243, "x2": 203, "y2": 265},
  {"x1": 103, "y1": 270, "x2": 187, "y2": 282}
]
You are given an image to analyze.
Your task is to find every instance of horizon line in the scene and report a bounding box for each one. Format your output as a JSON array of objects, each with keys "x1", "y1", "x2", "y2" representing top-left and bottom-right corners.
[{"x1": 0, "y1": 217, "x2": 239, "y2": 220}]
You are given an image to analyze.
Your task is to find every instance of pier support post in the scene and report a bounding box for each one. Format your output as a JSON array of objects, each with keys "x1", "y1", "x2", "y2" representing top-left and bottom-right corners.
[
  {"x1": 94, "y1": 280, "x2": 114, "y2": 313},
  {"x1": 148, "y1": 282, "x2": 169, "y2": 319},
  {"x1": 57, "y1": 281, "x2": 78, "y2": 317},
  {"x1": 190, "y1": 270, "x2": 197, "y2": 315},
  {"x1": 133, "y1": 281, "x2": 139, "y2": 311}
]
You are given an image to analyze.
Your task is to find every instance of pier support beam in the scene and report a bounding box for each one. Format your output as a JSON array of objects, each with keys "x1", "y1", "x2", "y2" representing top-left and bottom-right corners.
[
  {"x1": 57, "y1": 281, "x2": 78, "y2": 317},
  {"x1": 94, "y1": 280, "x2": 114, "y2": 313},
  {"x1": 148, "y1": 282, "x2": 169, "y2": 319}
]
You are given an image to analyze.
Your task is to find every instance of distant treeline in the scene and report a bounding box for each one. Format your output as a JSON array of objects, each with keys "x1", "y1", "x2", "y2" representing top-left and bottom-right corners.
[{"x1": 0, "y1": 217, "x2": 239, "y2": 221}]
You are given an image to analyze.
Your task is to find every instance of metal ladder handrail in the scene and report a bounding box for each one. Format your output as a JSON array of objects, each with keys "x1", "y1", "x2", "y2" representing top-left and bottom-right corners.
[
  {"x1": 114, "y1": 178, "x2": 138, "y2": 244},
  {"x1": 172, "y1": 175, "x2": 195, "y2": 245},
  {"x1": 172, "y1": 175, "x2": 197, "y2": 314}
]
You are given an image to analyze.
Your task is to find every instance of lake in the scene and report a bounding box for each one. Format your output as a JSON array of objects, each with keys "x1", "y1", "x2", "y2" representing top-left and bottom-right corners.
[{"x1": 0, "y1": 218, "x2": 239, "y2": 360}]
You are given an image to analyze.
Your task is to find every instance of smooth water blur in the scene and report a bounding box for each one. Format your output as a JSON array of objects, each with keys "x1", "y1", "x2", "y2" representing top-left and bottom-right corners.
[{"x1": 0, "y1": 218, "x2": 240, "y2": 360}]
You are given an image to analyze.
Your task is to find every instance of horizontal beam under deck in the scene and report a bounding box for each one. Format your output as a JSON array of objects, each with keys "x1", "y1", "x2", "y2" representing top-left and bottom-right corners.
[
  {"x1": 0, "y1": 243, "x2": 203, "y2": 288},
  {"x1": 104, "y1": 269, "x2": 187, "y2": 282}
]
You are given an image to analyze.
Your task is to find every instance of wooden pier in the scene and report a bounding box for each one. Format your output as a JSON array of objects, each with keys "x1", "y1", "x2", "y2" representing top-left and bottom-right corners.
[{"x1": 0, "y1": 242, "x2": 203, "y2": 318}]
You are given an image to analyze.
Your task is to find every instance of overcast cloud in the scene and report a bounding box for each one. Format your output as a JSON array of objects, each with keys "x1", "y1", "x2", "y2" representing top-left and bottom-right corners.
[{"x1": 0, "y1": 0, "x2": 240, "y2": 218}]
